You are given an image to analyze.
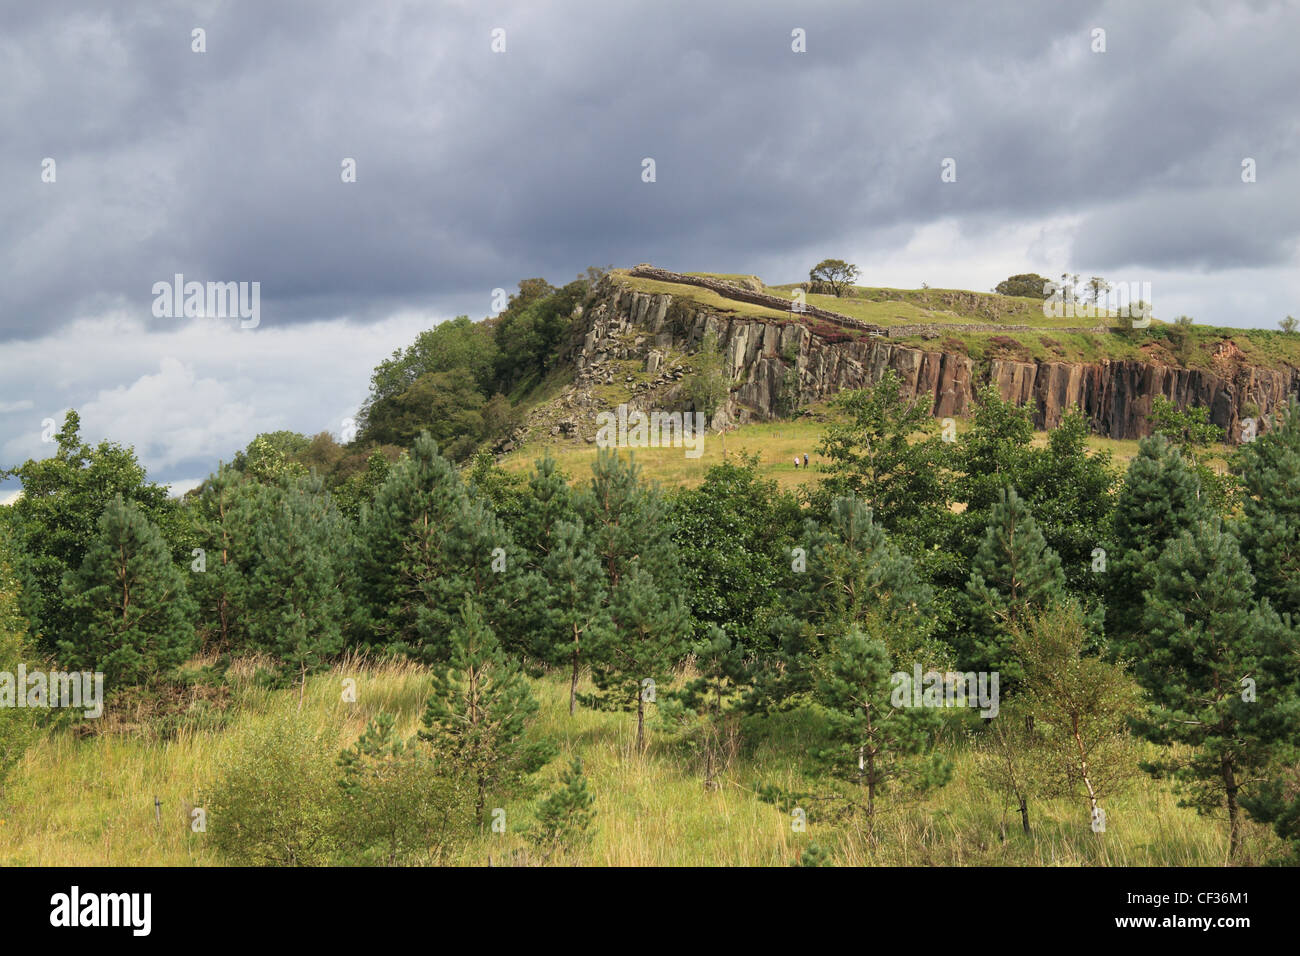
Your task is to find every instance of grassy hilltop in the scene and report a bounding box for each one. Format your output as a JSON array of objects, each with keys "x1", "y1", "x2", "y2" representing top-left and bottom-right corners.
[{"x1": 616, "y1": 269, "x2": 1300, "y2": 370}]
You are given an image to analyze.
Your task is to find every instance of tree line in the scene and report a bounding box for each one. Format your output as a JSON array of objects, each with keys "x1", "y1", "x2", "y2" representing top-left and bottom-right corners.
[{"x1": 2, "y1": 370, "x2": 1299, "y2": 862}]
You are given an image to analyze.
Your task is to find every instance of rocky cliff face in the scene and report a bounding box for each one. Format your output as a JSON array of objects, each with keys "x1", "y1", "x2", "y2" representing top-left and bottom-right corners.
[{"x1": 545, "y1": 276, "x2": 1300, "y2": 444}]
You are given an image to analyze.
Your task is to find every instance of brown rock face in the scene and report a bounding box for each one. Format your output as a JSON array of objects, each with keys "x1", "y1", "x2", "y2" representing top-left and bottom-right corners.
[{"x1": 561, "y1": 277, "x2": 1300, "y2": 443}]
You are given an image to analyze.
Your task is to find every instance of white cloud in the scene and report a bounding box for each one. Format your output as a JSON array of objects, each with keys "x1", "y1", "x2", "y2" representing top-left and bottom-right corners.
[{"x1": 0, "y1": 308, "x2": 443, "y2": 485}]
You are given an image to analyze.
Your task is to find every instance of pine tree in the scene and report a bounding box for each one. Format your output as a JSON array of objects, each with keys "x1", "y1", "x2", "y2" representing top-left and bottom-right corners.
[
  {"x1": 797, "y1": 496, "x2": 933, "y2": 639},
  {"x1": 419, "y1": 598, "x2": 549, "y2": 824},
  {"x1": 963, "y1": 486, "x2": 1066, "y2": 686},
  {"x1": 1235, "y1": 398, "x2": 1300, "y2": 617},
  {"x1": 792, "y1": 842, "x2": 834, "y2": 867},
  {"x1": 358, "y1": 433, "x2": 520, "y2": 661},
  {"x1": 234, "y1": 473, "x2": 352, "y2": 698},
  {"x1": 188, "y1": 463, "x2": 248, "y2": 652},
  {"x1": 1015, "y1": 410, "x2": 1119, "y2": 598},
  {"x1": 503, "y1": 454, "x2": 579, "y2": 658},
  {"x1": 541, "y1": 518, "x2": 611, "y2": 715},
  {"x1": 1106, "y1": 434, "x2": 1210, "y2": 651},
  {"x1": 511, "y1": 454, "x2": 577, "y2": 572},
  {"x1": 575, "y1": 451, "x2": 690, "y2": 749},
  {"x1": 336, "y1": 712, "x2": 472, "y2": 864},
  {"x1": 59, "y1": 495, "x2": 196, "y2": 686},
  {"x1": 1134, "y1": 518, "x2": 1294, "y2": 858},
  {"x1": 1233, "y1": 403, "x2": 1300, "y2": 859},
  {"x1": 527, "y1": 757, "x2": 597, "y2": 858},
  {"x1": 587, "y1": 561, "x2": 690, "y2": 750},
  {"x1": 777, "y1": 496, "x2": 936, "y2": 705},
  {"x1": 815, "y1": 624, "x2": 951, "y2": 836}
]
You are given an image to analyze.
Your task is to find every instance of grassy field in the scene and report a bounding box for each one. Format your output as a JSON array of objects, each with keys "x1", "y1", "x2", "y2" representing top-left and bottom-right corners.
[
  {"x1": 0, "y1": 656, "x2": 1277, "y2": 866},
  {"x1": 498, "y1": 414, "x2": 1182, "y2": 492}
]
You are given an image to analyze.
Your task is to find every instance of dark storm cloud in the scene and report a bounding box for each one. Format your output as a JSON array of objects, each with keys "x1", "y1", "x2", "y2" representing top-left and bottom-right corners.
[{"x1": 1, "y1": 0, "x2": 1297, "y2": 343}]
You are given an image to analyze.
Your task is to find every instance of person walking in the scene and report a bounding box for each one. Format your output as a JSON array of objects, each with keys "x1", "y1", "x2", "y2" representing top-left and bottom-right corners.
[
  {"x1": 803, "y1": 454, "x2": 809, "y2": 468},
  {"x1": 793, "y1": 456, "x2": 800, "y2": 468}
]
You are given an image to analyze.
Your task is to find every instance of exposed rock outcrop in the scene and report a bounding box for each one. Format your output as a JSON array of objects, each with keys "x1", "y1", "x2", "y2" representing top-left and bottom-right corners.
[{"x1": 550, "y1": 275, "x2": 1300, "y2": 444}]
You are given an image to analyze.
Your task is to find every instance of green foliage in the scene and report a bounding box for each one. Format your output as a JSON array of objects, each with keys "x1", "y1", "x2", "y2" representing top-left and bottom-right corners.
[
  {"x1": 954, "y1": 385, "x2": 1035, "y2": 528},
  {"x1": 808, "y1": 259, "x2": 860, "y2": 296},
  {"x1": 660, "y1": 624, "x2": 746, "y2": 787},
  {"x1": 1234, "y1": 398, "x2": 1300, "y2": 617},
  {"x1": 362, "y1": 316, "x2": 497, "y2": 421},
  {"x1": 357, "y1": 434, "x2": 521, "y2": 661},
  {"x1": 59, "y1": 495, "x2": 196, "y2": 687},
  {"x1": 465, "y1": 450, "x2": 526, "y2": 523},
  {"x1": 1149, "y1": 395, "x2": 1235, "y2": 512},
  {"x1": 751, "y1": 495, "x2": 935, "y2": 714},
  {"x1": 814, "y1": 370, "x2": 950, "y2": 544},
  {"x1": 1, "y1": 410, "x2": 181, "y2": 649},
  {"x1": 336, "y1": 712, "x2": 473, "y2": 864},
  {"x1": 796, "y1": 496, "x2": 934, "y2": 650},
  {"x1": 1132, "y1": 518, "x2": 1297, "y2": 857},
  {"x1": 974, "y1": 697, "x2": 1050, "y2": 835},
  {"x1": 0, "y1": 537, "x2": 44, "y2": 793},
  {"x1": 1165, "y1": 315, "x2": 1196, "y2": 365},
  {"x1": 330, "y1": 449, "x2": 393, "y2": 521},
  {"x1": 1016, "y1": 411, "x2": 1118, "y2": 597},
  {"x1": 962, "y1": 487, "x2": 1067, "y2": 687},
  {"x1": 494, "y1": 278, "x2": 588, "y2": 389},
  {"x1": 814, "y1": 626, "x2": 951, "y2": 828},
  {"x1": 792, "y1": 841, "x2": 834, "y2": 866},
  {"x1": 187, "y1": 464, "x2": 248, "y2": 653},
  {"x1": 1241, "y1": 767, "x2": 1300, "y2": 864},
  {"x1": 364, "y1": 367, "x2": 491, "y2": 460},
  {"x1": 539, "y1": 518, "x2": 611, "y2": 714},
  {"x1": 209, "y1": 711, "x2": 340, "y2": 865},
  {"x1": 1106, "y1": 435, "x2": 1211, "y2": 651},
  {"x1": 575, "y1": 451, "x2": 691, "y2": 747},
  {"x1": 668, "y1": 455, "x2": 802, "y2": 651},
  {"x1": 231, "y1": 473, "x2": 352, "y2": 685},
  {"x1": 1013, "y1": 602, "x2": 1140, "y2": 826},
  {"x1": 527, "y1": 757, "x2": 597, "y2": 857},
  {"x1": 354, "y1": 277, "x2": 591, "y2": 462},
  {"x1": 233, "y1": 433, "x2": 310, "y2": 484},
  {"x1": 683, "y1": 328, "x2": 730, "y2": 422},
  {"x1": 419, "y1": 598, "x2": 550, "y2": 824},
  {"x1": 994, "y1": 274, "x2": 1051, "y2": 298}
]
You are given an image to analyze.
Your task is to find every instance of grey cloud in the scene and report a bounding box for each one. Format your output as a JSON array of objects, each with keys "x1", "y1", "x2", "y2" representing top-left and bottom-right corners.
[{"x1": 2, "y1": 0, "x2": 1298, "y2": 485}]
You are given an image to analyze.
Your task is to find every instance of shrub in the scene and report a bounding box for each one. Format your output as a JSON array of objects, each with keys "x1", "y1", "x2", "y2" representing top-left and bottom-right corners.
[
  {"x1": 336, "y1": 712, "x2": 474, "y2": 865},
  {"x1": 208, "y1": 712, "x2": 341, "y2": 866}
]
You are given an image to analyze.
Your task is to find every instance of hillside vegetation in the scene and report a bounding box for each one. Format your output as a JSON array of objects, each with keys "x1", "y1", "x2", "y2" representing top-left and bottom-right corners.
[
  {"x1": 0, "y1": 656, "x2": 1273, "y2": 866},
  {"x1": 3, "y1": 265, "x2": 1298, "y2": 870}
]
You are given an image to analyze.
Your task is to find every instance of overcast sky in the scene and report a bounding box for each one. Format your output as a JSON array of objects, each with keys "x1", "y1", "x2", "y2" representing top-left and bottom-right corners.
[{"x1": 3, "y1": 0, "x2": 1298, "y2": 498}]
